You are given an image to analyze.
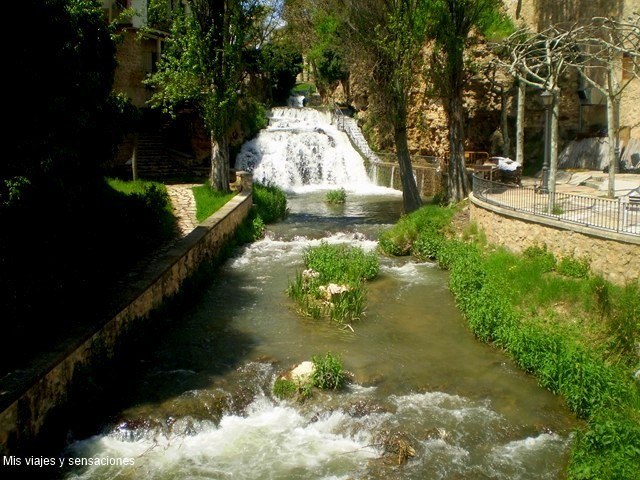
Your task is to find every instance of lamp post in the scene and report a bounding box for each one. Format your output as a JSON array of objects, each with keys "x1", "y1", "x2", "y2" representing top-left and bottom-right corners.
[{"x1": 540, "y1": 89, "x2": 554, "y2": 194}]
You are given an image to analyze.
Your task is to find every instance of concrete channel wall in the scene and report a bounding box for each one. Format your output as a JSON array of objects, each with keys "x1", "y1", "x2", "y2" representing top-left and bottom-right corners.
[
  {"x1": 370, "y1": 162, "x2": 444, "y2": 197},
  {"x1": 470, "y1": 193, "x2": 640, "y2": 285},
  {"x1": 0, "y1": 174, "x2": 253, "y2": 455}
]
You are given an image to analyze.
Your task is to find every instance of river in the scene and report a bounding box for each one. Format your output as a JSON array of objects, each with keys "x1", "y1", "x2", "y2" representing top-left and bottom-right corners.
[{"x1": 61, "y1": 107, "x2": 576, "y2": 479}]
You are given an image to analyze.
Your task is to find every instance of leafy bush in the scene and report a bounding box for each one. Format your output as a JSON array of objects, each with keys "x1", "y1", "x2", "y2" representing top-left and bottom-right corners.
[
  {"x1": 557, "y1": 255, "x2": 591, "y2": 279},
  {"x1": 378, "y1": 205, "x2": 454, "y2": 256},
  {"x1": 311, "y1": 352, "x2": 345, "y2": 390},
  {"x1": 325, "y1": 188, "x2": 347, "y2": 204},
  {"x1": 253, "y1": 183, "x2": 287, "y2": 223},
  {"x1": 273, "y1": 378, "x2": 297, "y2": 399},
  {"x1": 569, "y1": 410, "x2": 640, "y2": 480}
]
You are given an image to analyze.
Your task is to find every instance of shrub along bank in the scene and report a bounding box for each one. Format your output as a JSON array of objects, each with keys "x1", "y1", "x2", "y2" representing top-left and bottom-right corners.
[{"x1": 378, "y1": 205, "x2": 640, "y2": 480}]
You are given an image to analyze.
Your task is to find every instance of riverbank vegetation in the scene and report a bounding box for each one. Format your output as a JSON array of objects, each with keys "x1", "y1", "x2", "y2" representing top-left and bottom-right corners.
[
  {"x1": 325, "y1": 188, "x2": 347, "y2": 204},
  {"x1": 288, "y1": 242, "x2": 378, "y2": 324},
  {"x1": 378, "y1": 205, "x2": 640, "y2": 480}
]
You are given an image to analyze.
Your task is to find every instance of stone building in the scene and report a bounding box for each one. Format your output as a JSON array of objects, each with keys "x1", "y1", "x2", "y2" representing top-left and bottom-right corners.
[{"x1": 503, "y1": 0, "x2": 640, "y2": 147}]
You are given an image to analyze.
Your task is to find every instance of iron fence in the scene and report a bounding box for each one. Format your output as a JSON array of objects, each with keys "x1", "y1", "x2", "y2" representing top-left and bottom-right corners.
[{"x1": 472, "y1": 174, "x2": 640, "y2": 237}]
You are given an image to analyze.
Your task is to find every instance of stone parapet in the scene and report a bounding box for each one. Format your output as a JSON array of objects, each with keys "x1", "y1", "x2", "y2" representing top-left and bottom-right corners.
[
  {"x1": 0, "y1": 182, "x2": 253, "y2": 455},
  {"x1": 470, "y1": 193, "x2": 639, "y2": 285}
]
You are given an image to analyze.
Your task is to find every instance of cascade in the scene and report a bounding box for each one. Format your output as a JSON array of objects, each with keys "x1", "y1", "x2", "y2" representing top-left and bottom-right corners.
[{"x1": 235, "y1": 107, "x2": 386, "y2": 193}]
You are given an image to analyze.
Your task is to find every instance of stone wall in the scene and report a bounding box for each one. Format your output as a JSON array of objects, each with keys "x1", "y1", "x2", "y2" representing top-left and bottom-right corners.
[
  {"x1": 470, "y1": 194, "x2": 640, "y2": 285},
  {"x1": 0, "y1": 177, "x2": 253, "y2": 455},
  {"x1": 113, "y1": 29, "x2": 158, "y2": 107}
]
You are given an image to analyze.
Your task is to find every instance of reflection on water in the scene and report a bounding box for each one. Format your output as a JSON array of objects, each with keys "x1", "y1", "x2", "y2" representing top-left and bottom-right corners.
[{"x1": 62, "y1": 191, "x2": 577, "y2": 479}]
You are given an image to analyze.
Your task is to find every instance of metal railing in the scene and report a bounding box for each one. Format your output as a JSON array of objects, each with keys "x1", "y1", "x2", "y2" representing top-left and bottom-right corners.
[{"x1": 473, "y1": 174, "x2": 640, "y2": 237}]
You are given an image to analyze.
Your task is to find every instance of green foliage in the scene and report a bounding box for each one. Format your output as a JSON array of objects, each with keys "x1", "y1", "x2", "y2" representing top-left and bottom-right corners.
[
  {"x1": 325, "y1": 188, "x2": 347, "y2": 204},
  {"x1": 605, "y1": 282, "x2": 640, "y2": 365},
  {"x1": 146, "y1": 0, "x2": 183, "y2": 32},
  {"x1": 260, "y1": 41, "x2": 304, "y2": 104},
  {"x1": 378, "y1": 205, "x2": 455, "y2": 256},
  {"x1": 107, "y1": 178, "x2": 176, "y2": 242},
  {"x1": 569, "y1": 410, "x2": 640, "y2": 480},
  {"x1": 304, "y1": 242, "x2": 379, "y2": 284},
  {"x1": 292, "y1": 83, "x2": 316, "y2": 94},
  {"x1": 253, "y1": 183, "x2": 288, "y2": 224},
  {"x1": 273, "y1": 378, "x2": 297, "y2": 399},
  {"x1": 311, "y1": 352, "x2": 346, "y2": 390},
  {"x1": 477, "y1": 5, "x2": 516, "y2": 41},
  {"x1": 192, "y1": 185, "x2": 236, "y2": 222},
  {"x1": 523, "y1": 244, "x2": 557, "y2": 273},
  {"x1": 288, "y1": 243, "x2": 378, "y2": 324},
  {"x1": 8, "y1": 0, "x2": 117, "y2": 191},
  {"x1": 557, "y1": 255, "x2": 591, "y2": 279},
  {"x1": 307, "y1": 14, "x2": 348, "y2": 88}
]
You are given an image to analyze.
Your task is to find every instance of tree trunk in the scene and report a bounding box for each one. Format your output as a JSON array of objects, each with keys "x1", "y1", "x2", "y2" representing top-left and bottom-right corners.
[
  {"x1": 394, "y1": 125, "x2": 422, "y2": 213},
  {"x1": 548, "y1": 93, "x2": 559, "y2": 200},
  {"x1": 210, "y1": 131, "x2": 230, "y2": 192},
  {"x1": 606, "y1": 96, "x2": 618, "y2": 198},
  {"x1": 515, "y1": 78, "x2": 525, "y2": 166},
  {"x1": 447, "y1": 95, "x2": 470, "y2": 203},
  {"x1": 501, "y1": 87, "x2": 510, "y2": 157}
]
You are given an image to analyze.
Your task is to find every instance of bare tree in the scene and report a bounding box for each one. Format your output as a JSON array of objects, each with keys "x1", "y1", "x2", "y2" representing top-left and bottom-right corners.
[
  {"x1": 495, "y1": 24, "x2": 580, "y2": 198},
  {"x1": 567, "y1": 15, "x2": 640, "y2": 197}
]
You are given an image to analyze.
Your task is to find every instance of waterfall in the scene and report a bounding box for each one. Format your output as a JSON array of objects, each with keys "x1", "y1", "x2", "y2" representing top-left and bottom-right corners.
[
  {"x1": 235, "y1": 107, "x2": 396, "y2": 194},
  {"x1": 390, "y1": 165, "x2": 396, "y2": 189}
]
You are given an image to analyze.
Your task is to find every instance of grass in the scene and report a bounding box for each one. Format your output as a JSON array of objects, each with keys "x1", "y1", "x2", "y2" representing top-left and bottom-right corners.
[
  {"x1": 288, "y1": 242, "x2": 378, "y2": 324},
  {"x1": 312, "y1": 352, "x2": 346, "y2": 390},
  {"x1": 192, "y1": 185, "x2": 236, "y2": 222},
  {"x1": 378, "y1": 205, "x2": 640, "y2": 480},
  {"x1": 325, "y1": 188, "x2": 347, "y2": 204},
  {"x1": 292, "y1": 82, "x2": 316, "y2": 94}
]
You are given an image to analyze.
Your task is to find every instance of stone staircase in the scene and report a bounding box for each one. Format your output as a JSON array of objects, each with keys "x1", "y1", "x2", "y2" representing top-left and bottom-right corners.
[
  {"x1": 331, "y1": 107, "x2": 381, "y2": 164},
  {"x1": 136, "y1": 131, "x2": 176, "y2": 178}
]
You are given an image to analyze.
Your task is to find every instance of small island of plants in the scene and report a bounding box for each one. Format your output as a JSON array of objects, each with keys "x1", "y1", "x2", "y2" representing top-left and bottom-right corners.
[{"x1": 288, "y1": 242, "x2": 378, "y2": 325}]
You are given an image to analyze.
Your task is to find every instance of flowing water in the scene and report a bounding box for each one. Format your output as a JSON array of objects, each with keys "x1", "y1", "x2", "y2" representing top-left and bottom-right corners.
[{"x1": 62, "y1": 108, "x2": 577, "y2": 479}]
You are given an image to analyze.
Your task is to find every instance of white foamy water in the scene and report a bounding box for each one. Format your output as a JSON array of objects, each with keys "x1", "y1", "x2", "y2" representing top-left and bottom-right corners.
[
  {"x1": 228, "y1": 231, "x2": 379, "y2": 270},
  {"x1": 235, "y1": 107, "x2": 397, "y2": 195},
  {"x1": 63, "y1": 385, "x2": 568, "y2": 480}
]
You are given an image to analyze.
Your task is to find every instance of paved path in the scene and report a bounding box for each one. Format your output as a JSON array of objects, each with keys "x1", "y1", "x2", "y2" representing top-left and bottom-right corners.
[{"x1": 166, "y1": 184, "x2": 200, "y2": 237}]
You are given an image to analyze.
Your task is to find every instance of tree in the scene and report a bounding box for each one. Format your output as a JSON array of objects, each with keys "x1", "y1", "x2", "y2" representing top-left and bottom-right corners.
[
  {"x1": 345, "y1": 0, "x2": 425, "y2": 213},
  {"x1": 148, "y1": 0, "x2": 258, "y2": 191},
  {"x1": 568, "y1": 16, "x2": 640, "y2": 197},
  {"x1": 426, "y1": 0, "x2": 503, "y2": 203},
  {"x1": 497, "y1": 24, "x2": 580, "y2": 200},
  {"x1": 4, "y1": 0, "x2": 118, "y2": 207}
]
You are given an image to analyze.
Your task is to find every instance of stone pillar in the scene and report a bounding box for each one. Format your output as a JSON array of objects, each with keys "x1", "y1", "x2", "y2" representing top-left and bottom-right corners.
[{"x1": 235, "y1": 171, "x2": 253, "y2": 192}]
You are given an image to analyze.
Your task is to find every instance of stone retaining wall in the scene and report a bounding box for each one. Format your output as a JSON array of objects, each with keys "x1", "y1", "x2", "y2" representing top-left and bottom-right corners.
[
  {"x1": 470, "y1": 193, "x2": 640, "y2": 285},
  {"x1": 0, "y1": 175, "x2": 253, "y2": 455}
]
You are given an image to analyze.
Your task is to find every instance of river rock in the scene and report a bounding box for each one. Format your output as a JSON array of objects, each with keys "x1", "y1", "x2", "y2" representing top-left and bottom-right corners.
[
  {"x1": 290, "y1": 361, "x2": 315, "y2": 383},
  {"x1": 318, "y1": 283, "x2": 350, "y2": 301}
]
